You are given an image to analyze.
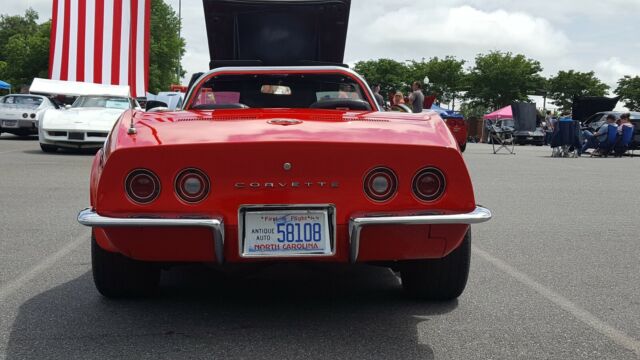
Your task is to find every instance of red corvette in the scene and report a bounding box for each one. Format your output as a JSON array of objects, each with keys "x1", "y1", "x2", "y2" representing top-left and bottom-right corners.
[{"x1": 77, "y1": 0, "x2": 490, "y2": 300}]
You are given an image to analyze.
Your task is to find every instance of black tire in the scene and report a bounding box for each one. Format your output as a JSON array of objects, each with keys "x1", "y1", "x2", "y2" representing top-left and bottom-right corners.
[
  {"x1": 91, "y1": 234, "x2": 160, "y2": 298},
  {"x1": 459, "y1": 142, "x2": 467, "y2": 152},
  {"x1": 39, "y1": 143, "x2": 58, "y2": 153},
  {"x1": 400, "y1": 229, "x2": 471, "y2": 301}
]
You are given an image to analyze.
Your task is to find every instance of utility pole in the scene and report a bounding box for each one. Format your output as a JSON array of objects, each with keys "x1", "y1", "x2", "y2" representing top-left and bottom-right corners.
[{"x1": 177, "y1": 0, "x2": 182, "y2": 84}]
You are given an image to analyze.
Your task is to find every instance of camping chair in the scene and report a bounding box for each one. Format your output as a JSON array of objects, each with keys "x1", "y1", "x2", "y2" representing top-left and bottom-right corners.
[
  {"x1": 489, "y1": 125, "x2": 515, "y2": 154},
  {"x1": 591, "y1": 124, "x2": 618, "y2": 157},
  {"x1": 550, "y1": 120, "x2": 579, "y2": 158},
  {"x1": 614, "y1": 125, "x2": 634, "y2": 157}
]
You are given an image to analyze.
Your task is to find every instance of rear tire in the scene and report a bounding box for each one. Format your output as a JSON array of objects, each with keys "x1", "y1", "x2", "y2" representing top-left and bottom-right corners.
[
  {"x1": 400, "y1": 229, "x2": 471, "y2": 301},
  {"x1": 91, "y1": 234, "x2": 160, "y2": 298},
  {"x1": 459, "y1": 142, "x2": 467, "y2": 152},
  {"x1": 39, "y1": 143, "x2": 58, "y2": 153}
]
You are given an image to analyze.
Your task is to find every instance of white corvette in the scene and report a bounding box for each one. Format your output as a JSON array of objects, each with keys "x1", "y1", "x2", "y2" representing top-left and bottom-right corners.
[{"x1": 31, "y1": 78, "x2": 139, "y2": 153}]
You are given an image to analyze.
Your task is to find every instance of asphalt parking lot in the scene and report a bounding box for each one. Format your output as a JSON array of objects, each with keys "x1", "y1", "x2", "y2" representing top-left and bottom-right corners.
[{"x1": 0, "y1": 134, "x2": 638, "y2": 360}]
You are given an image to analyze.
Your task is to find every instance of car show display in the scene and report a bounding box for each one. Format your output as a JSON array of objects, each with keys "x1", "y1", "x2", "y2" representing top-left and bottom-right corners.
[
  {"x1": 30, "y1": 78, "x2": 139, "y2": 152},
  {"x1": 75, "y1": 0, "x2": 491, "y2": 300},
  {"x1": 0, "y1": 94, "x2": 58, "y2": 136}
]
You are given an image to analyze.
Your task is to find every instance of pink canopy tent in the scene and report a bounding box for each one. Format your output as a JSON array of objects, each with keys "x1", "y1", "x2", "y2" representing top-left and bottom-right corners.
[{"x1": 483, "y1": 105, "x2": 512, "y2": 120}]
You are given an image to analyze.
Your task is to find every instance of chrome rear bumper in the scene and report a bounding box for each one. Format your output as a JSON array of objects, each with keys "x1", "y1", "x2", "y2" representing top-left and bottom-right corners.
[
  {"x1": 77, "y1": 205, "x2": 491, "y2": 264},
  {"x1": 348, "y1": 206, "x2": 492, "y2": 262},
  {"x1": 77, "y1": 208, "x2": 225, "y2": 264}
]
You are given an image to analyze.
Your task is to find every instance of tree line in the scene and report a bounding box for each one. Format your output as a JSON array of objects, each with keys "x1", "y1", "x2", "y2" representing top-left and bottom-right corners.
[
  {"x1": 354, "y1": 53, "x2": 640, "y2": 117},
  {"x1": 0, "y1": 2, "x2": 184, "y2": 95}
]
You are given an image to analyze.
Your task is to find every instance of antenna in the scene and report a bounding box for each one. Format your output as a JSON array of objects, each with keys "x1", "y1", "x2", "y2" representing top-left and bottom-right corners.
[{"x1": 127, "y1": 96, "x2": 137, "y2": 135}]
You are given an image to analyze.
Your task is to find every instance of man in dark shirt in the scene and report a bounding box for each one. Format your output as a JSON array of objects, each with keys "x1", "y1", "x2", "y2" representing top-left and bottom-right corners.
[
  {"x1": 408, "y1": 81, "x2": 424, "y2": 113},
  {"x1": 372, "y1": 84, "x2": 385, "y2": 109}
]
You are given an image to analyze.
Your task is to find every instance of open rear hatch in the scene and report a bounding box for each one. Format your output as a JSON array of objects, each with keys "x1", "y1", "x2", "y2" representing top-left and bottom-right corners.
[{"x1": 202, "y1": 0, "x2": 351, "y2": 68}]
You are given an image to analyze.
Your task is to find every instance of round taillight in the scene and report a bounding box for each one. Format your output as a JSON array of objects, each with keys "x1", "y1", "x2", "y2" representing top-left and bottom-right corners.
[
  {"x1": 364, "y1": 167, "x2": 397, "y2": 202},
  {"x1": 412, "y1": 167, "x2": 445, "y2": 202},
  {"x1": 125, "y1": 169, "x2": 160, "y2": 204},
  {"x1": 175, "y1": 168, "x2": 209, "y2": 203},
  {"x1": 30, "y1": 113, "x2": 36, "y2": 119},
  {"x1": 22, "y1": 113, "x2": 28, "y2": 118}
]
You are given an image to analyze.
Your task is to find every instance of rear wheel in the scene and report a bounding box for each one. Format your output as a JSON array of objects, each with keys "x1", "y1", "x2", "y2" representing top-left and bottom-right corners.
[
  {"x1": 39, "y1": 143, "x2": 58, "y2": 153},
  {"x1": 459, "y1": 142, "x2": 467, "y2": 152},
  {"x1": 400, "y1": 230, "x2": 471, "y2": 301},
  {"x1": 92, "y1": 234, "x2": 160, "y2": 298}
]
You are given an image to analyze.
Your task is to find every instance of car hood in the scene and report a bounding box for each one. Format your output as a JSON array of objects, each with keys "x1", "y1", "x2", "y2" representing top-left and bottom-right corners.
[
  {"x1": 42, "y1": 108, "x2": 125, "y2": 131},
  {"x1": 202, "y1": 0, "x2": 351, "y2": 68},
  {"x1": 112, "y1": 109, "x2": 457, "y2": 150}
]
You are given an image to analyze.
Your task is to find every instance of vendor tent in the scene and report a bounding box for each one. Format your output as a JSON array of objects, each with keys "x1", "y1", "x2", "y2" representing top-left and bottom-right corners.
[
  {"x1": 0, "y1": 80, "x2": 10, "y2": 90},
  {"x1": 483, "y1": 105, "x2": 512, "y2": 120}
]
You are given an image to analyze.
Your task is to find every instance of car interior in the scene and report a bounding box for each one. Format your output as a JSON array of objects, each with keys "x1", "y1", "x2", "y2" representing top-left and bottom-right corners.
[{"x1": 190, "y1": 73, "x2": 373, "y2": 111}]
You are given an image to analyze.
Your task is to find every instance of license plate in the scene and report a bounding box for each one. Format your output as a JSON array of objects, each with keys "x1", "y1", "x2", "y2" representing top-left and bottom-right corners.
[
  {"x1": 2, "y1": 120, "x2": 17, "y2": 127},
  {"x1": 241, "y1": 208, "x2": 333, "y2": 257},
  {"x1": 527, "y1": 136, "x2": 533, "y2": 140}
]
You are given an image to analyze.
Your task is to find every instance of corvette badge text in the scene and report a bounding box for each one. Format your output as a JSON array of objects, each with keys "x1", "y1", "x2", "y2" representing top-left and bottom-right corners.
[{"x1": 235, "y1": 181, "x2": 340, "y2": 189}]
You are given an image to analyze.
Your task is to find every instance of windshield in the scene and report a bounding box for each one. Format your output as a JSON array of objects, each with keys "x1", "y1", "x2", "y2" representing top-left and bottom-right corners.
[
  {"x1": 73, "y1": 96, "x2": 130, "y2": 109},
  {"x1": 500, "y1": 119, "x2": 515, "y2": 127},
  {"x1": 1, "y1": 96, "x2": 43, "y2": 106},
  {"x1": 190, "y1": 73, "x2": 370, "y2": 110}
]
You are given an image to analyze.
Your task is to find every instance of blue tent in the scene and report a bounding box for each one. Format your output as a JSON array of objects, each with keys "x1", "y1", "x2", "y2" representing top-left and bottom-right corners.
[
  {"x1": 0, "y1": 80, "x2": 10, "y2": 90},
  {"x1": 431, "y1": 104, "x2": 464, "y2": 119}
]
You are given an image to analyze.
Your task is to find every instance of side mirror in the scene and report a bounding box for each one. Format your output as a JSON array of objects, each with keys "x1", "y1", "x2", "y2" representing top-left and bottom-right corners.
[{"x1": 145, "y1": 100, "x2": 168, "y2": 111}]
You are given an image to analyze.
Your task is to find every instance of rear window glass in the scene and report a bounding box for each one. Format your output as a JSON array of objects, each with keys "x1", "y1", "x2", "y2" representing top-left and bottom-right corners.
[{"x1": 191, "y1": 73, "x2": 367, "y2": 109}]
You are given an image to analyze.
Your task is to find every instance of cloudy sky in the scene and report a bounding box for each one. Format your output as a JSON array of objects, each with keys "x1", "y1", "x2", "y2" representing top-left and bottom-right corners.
[{"x1": 7, "y1": 0, "x2": 640, "y2": 91}]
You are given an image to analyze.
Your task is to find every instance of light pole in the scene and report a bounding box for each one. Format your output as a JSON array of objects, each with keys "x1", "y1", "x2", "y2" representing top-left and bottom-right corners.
[{"x1": 177, "y1": 0, "x2": 182, "y2": 84}]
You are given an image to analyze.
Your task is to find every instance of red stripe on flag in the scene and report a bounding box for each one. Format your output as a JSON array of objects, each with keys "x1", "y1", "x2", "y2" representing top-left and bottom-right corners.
[
  {"x1": 60, "y1": 0, "x2": 72, "y2": 80},
  {"x1": 76, "y1": 0, "x2": 87, "y2": 81},
  {"x1": 129, "y1": 0, "x2": 138, "y2": 97},
  {"x1": 111, "y1": 0, "x2": 123, "y2": 85},
  {"x1": 144, "y1": 0, "x2": 151, "y2": 95},
  {"x1": 49, "y1": 0, "x2": 59, "y2": 78},
  {"x1": 93, "y1": 0, "x2": 104, "y2": 83}
]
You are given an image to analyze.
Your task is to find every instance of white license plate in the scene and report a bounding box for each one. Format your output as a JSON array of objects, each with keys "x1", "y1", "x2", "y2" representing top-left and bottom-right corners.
[
  {"x1": 2, "y1": 120, "x2": 17, "y2": 127},
  {"x1": 241, "y1": 208, "x2": 332, "y2": 257}
]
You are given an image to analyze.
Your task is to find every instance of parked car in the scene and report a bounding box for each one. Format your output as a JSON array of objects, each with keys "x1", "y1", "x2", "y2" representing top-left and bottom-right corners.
[
  {"x1": 76, "y1": 0, "x2": 491, "y2": 301},
  {"x1": 582, "y1": 111, "x2": 640, "y2": 150},
  {"x1": 0, "y1": 94, "x2": 58, "y2": 136}
]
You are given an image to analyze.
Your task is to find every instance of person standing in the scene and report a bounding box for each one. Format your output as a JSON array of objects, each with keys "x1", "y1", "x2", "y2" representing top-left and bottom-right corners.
[
  {"x1": 372, "y1": 84, "x2": 385, "y2": 109},
  {"x1": 408, "y1": 81, "x2": 424, "y2": 113}
]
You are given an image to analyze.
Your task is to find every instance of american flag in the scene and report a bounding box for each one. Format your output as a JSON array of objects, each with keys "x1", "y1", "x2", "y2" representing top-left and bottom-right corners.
[{"x1": 49, "y1": 0, "x2": 150, "y2": 97}]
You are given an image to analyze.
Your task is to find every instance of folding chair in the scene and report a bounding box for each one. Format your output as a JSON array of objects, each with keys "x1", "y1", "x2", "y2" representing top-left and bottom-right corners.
[
  {"x1": 591, "y1": 124, "x2": 618, "y2": 157},
  {"x1": 614, "y1": 125, "x2": 634, "y2": 157},
  {"x1": 550, "y1": 120, "x2": 579, "y2": 157},
  {"x1": 490, "y1": 125, "x2": 515, "y2": 154}
]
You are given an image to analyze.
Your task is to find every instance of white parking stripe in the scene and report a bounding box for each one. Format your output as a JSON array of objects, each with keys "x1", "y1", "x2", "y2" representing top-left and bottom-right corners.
[
  {"x1": 472, "y1": 245, "x2": 640, "y2": 357},
  {"x1": 0, "y1": 234, "x2": 85, "y2": 303}
]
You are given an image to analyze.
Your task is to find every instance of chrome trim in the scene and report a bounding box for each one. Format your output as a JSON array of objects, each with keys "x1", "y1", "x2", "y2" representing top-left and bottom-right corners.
[
  {"x1": 184, "y1": 66, "x2": 381, "y2": 112},
  {"x1": 348, "y1": 206, "x2": 492, "y2": 263},
  {"x1": 237, "y1": 204, "x2": 337, "y2": 258},
  {"x1": 77, "y1": 208, "x2": 225, "y2": 264}
]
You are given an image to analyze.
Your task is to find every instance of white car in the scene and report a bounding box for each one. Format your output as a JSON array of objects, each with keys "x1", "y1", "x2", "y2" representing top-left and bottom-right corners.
[
  {"x1": 0, "y1": 94, "x2": 58, "y2": 136},
  {"x1": 38, "y1": 95, "x2": 139, "y2": 152}
]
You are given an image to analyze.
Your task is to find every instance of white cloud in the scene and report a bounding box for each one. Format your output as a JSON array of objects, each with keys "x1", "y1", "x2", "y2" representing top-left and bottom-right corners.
[
  {"x1": 358, "y1": 5, "x2": 569, "y2": 59},
  {"x1": 596, "y1": 57, "x2": 640, "y2": 85}
]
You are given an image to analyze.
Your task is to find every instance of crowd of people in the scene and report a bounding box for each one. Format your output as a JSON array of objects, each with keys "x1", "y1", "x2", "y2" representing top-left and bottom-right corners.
[{"x1": 371, "y1": 81, "x2": 425, "y2": 113}]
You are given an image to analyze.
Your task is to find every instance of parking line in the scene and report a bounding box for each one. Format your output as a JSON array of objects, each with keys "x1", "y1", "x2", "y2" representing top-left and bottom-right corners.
[
  {"x1": 472, "y1": 245, "x2": 640, "y2": 357},
  {"x1": 0, "y1": 234, "x2": 85, "y2": 303}
]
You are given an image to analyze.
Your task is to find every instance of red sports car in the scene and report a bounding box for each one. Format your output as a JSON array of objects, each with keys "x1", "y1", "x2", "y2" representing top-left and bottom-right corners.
[{"x1": 77, "y1": 0, "x2": 491, "y2": 300}]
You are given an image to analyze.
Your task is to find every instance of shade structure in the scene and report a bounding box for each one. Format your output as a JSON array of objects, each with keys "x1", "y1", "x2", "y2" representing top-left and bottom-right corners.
[
  {"x1": 483, "y1": 105, "x2": 512, "y2": 120},
  {"x1": 0, "y1": 80, "x2": 10, "y2": 90}
]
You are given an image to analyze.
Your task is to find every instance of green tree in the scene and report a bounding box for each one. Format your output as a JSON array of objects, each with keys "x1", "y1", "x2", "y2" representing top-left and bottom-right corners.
[
  {"x1": 407, "y1": 56, "x2": 467, "y2": 105},
  {"x1": 466, "y1": 51, "x2": 544, "y2": 109},
  {"x1": 353, "y1": 58, "x2": 409, "y2": 98},
  {"x1": 615, "y1": 75, "x2": 640, "y2": 111},
  {"x1": 547, "y1": 70, "x2": 609, "y2": 112},
  {"x1": 3, "y1": 20, "x2": 50, "y2": 88},
  {"x1": 148, "y1": 0, "x2": 185, "y2": 93},
  {"x1": 0, "y1": 9, "x2": 40, "y2": 62}
]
